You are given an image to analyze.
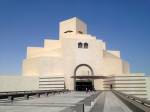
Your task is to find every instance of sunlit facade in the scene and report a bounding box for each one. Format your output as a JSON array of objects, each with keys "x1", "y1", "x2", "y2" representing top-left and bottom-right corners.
[{"x1": 0, "y1": 17, "x2": 150, "y2": 99}]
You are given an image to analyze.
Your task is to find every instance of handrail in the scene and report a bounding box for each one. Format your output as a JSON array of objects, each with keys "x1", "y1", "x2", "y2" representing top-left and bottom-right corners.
[
  {"x1": 0, "y1": 89, "x2": 69, "y2": 101},
  {"x1": 79, "y1": 91, "x2": 101, "y2": 106},
  {"x1": 113, "y1": 90, "x2": 150, "y2": 112}
]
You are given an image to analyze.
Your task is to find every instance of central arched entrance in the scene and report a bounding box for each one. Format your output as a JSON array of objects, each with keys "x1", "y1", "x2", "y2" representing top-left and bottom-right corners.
[{"x1": 74, "y1": 64, "x2": 94, "y2": 91}]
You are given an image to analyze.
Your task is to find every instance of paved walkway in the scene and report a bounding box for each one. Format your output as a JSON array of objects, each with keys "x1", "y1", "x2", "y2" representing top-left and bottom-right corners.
[
  {"x1": 90, "y1": 92, "x2": 105, "y2": 112},
  {"x1": 90, "y1": 91, "x2": 133, "y2": 112},
  {"x1": 0, "y1": 92, "x2": 93, "y2": 112},
  {"x1": 0, "y1": 91, "x2": 133, "y2": 112}
]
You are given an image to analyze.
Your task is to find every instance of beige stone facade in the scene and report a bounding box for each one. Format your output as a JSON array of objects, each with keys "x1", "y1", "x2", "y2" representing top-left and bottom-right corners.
[
  {"x1": 23, "y1": 17, "x2": 130, "y2": 90},
  {"x1": 0, "y1": 17, "x2": 150, "y2": 100}
]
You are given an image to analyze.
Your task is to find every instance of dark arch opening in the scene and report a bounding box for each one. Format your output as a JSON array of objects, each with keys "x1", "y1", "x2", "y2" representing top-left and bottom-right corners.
[
  {"x1": 74, "y1": 64, "x2": 94, "y2": 91},
  {"x1": 78, "y1": 42, "x2": 83, "y2": 48},
  {"x1": 84, "y1": 43, "x2": 88, "y2": 49}
]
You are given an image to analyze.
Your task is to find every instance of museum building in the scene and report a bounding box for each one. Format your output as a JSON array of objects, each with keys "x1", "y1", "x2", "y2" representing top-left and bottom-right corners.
[{"x1": 0, "y1": 17, "x2": 150, "y2": 99}]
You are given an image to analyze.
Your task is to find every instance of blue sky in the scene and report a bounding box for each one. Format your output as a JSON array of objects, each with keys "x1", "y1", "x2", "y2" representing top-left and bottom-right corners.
[{"x1": 0, "y1": 0, "x2": 150, "y2": 75}]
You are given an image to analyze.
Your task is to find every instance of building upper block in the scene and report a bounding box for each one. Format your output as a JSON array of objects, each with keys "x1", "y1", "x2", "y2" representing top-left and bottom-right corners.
[{"x1": 59, "y1": 17, "x2": 87, "y2": 38}]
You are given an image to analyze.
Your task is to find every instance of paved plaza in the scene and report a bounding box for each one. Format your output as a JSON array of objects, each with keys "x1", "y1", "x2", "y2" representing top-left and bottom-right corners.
[{"x1": 0, "y1": 91, "x2": 133, "y2": 112}]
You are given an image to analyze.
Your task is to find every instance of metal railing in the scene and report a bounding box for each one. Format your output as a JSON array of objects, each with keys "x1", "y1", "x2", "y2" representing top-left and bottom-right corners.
[
  {"x1": 79, "y1": 91, "x2": 101, "y2": 106},
  {"x1": 61, "y1": 91, "x2": 101, "y2": 112},
  {"x1": 0, "y1": 90, "x2": 101, "y2": 112},
  {"x1": 0, "y1": 89, "x2": 69, "y2": 102},
  {"x1": 113, "y1": 90, "x2": 150, "y2": 112}
]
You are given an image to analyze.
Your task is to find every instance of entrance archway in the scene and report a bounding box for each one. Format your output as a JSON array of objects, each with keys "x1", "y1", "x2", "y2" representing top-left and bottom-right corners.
[{"x1": 74, "y1": 64, "x2": 94, "y2": 91}]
